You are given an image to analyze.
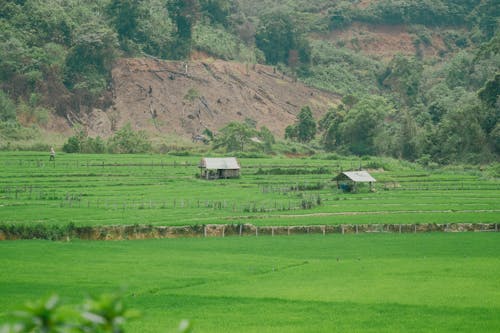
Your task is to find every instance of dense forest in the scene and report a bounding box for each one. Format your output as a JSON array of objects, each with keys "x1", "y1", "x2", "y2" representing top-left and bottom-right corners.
[{"x1": 0, "y1": 0, "x2": 499, "y2": 164}]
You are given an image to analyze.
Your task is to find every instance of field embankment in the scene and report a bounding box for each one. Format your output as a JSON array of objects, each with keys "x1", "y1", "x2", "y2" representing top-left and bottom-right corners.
[{"x1": 1, "y1": 222, "x2": 499, "y2": 241}]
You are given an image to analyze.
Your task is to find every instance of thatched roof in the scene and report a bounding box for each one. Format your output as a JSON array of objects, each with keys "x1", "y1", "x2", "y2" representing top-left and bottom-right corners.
[
  {"x1": 334, "y1": 171, "x2": 376, "y2": 182},
  {"x1": 200, "y1": 157, "x2": 240, "y2": 170}
]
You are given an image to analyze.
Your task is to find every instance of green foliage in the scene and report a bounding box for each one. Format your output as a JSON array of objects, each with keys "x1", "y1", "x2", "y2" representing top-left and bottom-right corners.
[
  {"x1": 107, "y1": 124, "x2": 152, "y2": 154},
  {"x1": 340, "y1": 95, "x2": 394, "y2": 156},
  {"x1": 0, "y1": 293, "x2": 138, "y2": 333},
  {"x1": 193, "y1": 24, "x2": 256, "y2": 62},
  {"x1": 199, "y1": 0, "x2": 232, "y2": 26},
  {"x1": 167, "y1": 0, "x2": 200, "y2": 59},
  {"x1": 213, "y1": 121, "x2": 257, "y2": 152},
  {"x1": 62, "y1": 135, "x2": 81, "y2": 153},
  {"x1": 255, "y1": 11, "x2": 311, "y2": 67},
  {"x1": 304, "y1": 40, "x2": 382, "y2": 95},
  {"x1": 0, "y1": 90, "x2": 16, "y2": 122},
  {"x1": 380, "y1": 54, "x2": 423, "y2": 105},
  {"x1": 63, "y1": 132, "x2": 107, "y2": 154},
  {"x1": 285, "y1": 106, "x2": 317, "y2": 143},
  {"x1": 359, "y1": 0, "x2": 477, "y2": 26},
  {"x1": 65, "y1": 22, "x2": 118, "y2": 98},
  {"x1": 478, "y1": 73, "x2": 500, "y2": 108}
]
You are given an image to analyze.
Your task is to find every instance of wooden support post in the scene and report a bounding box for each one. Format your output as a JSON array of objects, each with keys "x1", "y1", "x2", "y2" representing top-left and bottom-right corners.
[
  {"x1": 204, "y1": 225, "x2": 207, "y2": 237},
  {"x1": 272, "y1": 227, "x2": 274, "y2": 237},
  {"x1": 222, "y1": 226, "x2": 225, "y2": 238},
  {"x1": 323, "y1": 225, "x2": 326, "y2": 236},
  {"x1": 239, "y1": 224, "x2": 242, "y2": 236},
  {"x1": 255, "y1": 226, "x2": 258, "y2": 237}
]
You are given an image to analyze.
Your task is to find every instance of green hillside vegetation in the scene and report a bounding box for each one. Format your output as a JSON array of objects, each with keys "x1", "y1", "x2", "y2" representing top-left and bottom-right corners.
[{"x1": 0, "y1": 0, "x2": 499, "y2": 164}]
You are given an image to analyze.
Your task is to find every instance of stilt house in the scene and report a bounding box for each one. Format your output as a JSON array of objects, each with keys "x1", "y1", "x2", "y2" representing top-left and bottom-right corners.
[{"x1": 199, "y1": 157, "x2": 240, "y2": 180}]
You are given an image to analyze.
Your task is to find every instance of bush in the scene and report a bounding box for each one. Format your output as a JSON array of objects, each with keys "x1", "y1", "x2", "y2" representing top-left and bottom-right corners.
[
  {"x1": 107, "y1": 124, "x2": 152, "y2": 154},
  {"x1": 62, "y1": 135, "x2": 81, "y2": 153}
]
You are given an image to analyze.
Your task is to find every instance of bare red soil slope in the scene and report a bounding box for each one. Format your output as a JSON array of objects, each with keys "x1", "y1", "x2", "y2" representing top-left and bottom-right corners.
[{"x1": 83, "y1": 58, "x2": 341, "y2": 141}]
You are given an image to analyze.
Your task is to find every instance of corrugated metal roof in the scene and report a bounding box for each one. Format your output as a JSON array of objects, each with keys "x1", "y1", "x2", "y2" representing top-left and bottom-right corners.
[
  {"x1": 338, "y1": 171, "x2": 376, "y2": 182},
  {"x1": 200, "y1": 157, "x2": 240, "y2": 170}
]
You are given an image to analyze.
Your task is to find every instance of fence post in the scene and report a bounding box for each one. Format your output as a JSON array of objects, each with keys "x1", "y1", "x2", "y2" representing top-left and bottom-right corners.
[
  {"x1": 204, "y1": 225, "x2": 207, "y2": 237},
  {"x1": 255, "y1": 226, "x2": 258, "y2": 237},
  {"x1": 239, "y1": 224, "x2": 242, "y2": 236}
]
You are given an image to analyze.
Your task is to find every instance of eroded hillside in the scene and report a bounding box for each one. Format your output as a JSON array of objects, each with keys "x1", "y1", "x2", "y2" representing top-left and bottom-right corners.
[{"x1": 83, "y1": 58, "x2": 341, "y2": 141}]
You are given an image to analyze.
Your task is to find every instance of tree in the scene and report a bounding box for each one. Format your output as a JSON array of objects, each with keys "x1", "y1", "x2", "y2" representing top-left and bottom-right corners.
[
  {"x1": 199, "y1": 0, "x2": 232, "y2": 26},
  {"x1": 478, "y1": 73, "x2": 500, "y2": 109},
  {"x1": 340, "y1": 95, "x2": 393, "y2": 155},
  {"x1": 258, "y1": 126, "x2": 275, "y2": 152},
  {"x1": 0, "y1": 90, "x2": 17, "y2": 122},
  {"x1": 380, "y1": 54, "x2": 422, "y2": 106},
  {"x1": 285, "y1": 106, "x2": 316, "y2": 143},
  {"x1": 107, "y1": 0, "x2": 142, "y2": 41},
  {"x1": 212, "y1": 122, "x2": 256, "y2": 152},
  {"x1": 255, "y1": 11, "x2": 310, "y2": 66},
  {"x1": 319, "y1": 105, "x2": 346, "y2": 151},
  {"x1": 167, "y1": 0, "x2": 200, "y2": 59},
  {"x1": 107, "y1": 123, "x2": 152, "y2": 153}
]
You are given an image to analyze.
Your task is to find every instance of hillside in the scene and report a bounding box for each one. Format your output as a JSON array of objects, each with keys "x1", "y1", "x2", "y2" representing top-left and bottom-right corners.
[
  {"x1": 84, "y1": 58, "x2": 340, "y2": 140},
  {"x1": 0, "y1": 0, "x2": 498, "y2": 163}
]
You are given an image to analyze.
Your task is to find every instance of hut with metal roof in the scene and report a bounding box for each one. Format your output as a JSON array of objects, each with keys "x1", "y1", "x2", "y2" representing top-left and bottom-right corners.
[
  {"x1": 199, "y1": 157, "x2": 241, "y2": 180},
  {"x1": 333, "y1": 170, "x2": 376, "y2": 192}
]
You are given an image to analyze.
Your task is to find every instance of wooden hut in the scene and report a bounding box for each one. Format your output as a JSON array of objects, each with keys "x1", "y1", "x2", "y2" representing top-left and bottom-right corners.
[
  {"x1": 199, "y1": 157, "x2": 240, "y2": 180},
  {"x1": 334, "y1": 170, "x2": 376, "y2": 192}
]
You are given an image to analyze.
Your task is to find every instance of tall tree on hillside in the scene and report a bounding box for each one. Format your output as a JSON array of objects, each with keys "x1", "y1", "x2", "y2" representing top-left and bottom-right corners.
[
  {"x1": 167, "y1": 0, "x2": 200, "y2": 59},
  {"x1": 380, "y1": 54, "x2": 422, "y2": 106},
  {"x1": 107, "y1": 0, "x2": 143, "y2": 43},
  {"x1": 199, "y1": 0, "x2": 232, "y2": 26},
  {"x1": 255, "y1": 11, "x2": 310, "y2": 67}
]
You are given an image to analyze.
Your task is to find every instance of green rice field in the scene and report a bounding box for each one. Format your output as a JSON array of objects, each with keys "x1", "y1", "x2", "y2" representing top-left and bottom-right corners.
[
  {"x1": 1, "y1": 152, "x2": 499, "y2": 332},
  {"x1": 0, "y1": 152, "x2": 499, "y2": 227},
  {"x1": 1, "y1": 234, "x2": 499, "y2": 332}
]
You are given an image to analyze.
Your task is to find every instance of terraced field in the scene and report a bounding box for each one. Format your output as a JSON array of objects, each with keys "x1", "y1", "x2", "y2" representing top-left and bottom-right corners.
[{"x1": 0, "y1": 152, "x2": 498, "y2": 229}]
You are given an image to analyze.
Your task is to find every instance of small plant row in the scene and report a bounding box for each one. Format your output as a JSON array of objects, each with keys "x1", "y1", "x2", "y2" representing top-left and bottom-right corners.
[
  {"x1": 53, "y1": 196, "x2": 323, "y2": 212},
  {"x1": 254, "y1": 167, "x2": 332, "y2": 175},
  {"x1": 260, "y1": 182, "x2": 326, "y2": 193}
]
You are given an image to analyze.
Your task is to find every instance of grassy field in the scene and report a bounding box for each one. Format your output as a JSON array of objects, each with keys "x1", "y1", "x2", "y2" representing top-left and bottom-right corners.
[
  {"x1": 0, "y1": 152, "x2": 499, "y2": 228},
  {"x1": 1, "y1": 233, "x2": 499, "y2": 332},
  {"x1": 1, "y1": 152, "x2": 499, "y2": 332}
]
